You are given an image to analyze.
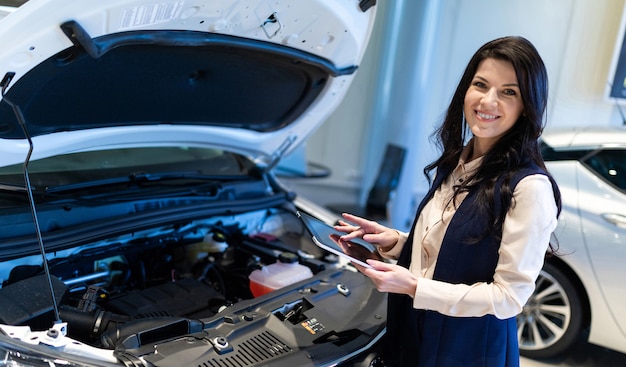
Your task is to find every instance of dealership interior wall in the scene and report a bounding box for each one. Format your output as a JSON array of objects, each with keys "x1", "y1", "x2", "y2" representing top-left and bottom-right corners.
[{"x1": 283, "y1": 0, "x2": 626, "y2": 231}]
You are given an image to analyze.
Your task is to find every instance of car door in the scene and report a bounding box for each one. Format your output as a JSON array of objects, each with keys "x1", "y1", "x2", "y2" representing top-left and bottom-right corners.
[{"x1": 578, "y1": 148, "x2": 626, "y2": 336}]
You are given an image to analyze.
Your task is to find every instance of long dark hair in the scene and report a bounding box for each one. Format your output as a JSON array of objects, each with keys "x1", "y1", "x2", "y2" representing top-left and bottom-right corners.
[{"x1": 425, "y1": 36, "x2": 561, "y2": 243}]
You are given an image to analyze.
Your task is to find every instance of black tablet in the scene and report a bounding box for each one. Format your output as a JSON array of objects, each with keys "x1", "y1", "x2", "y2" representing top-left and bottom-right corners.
[{"x1": 297, "y1": 211, "x2": 380, "y2": 269}]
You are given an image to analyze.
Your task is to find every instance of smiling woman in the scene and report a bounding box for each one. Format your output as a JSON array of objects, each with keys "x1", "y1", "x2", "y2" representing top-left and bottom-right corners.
[{"x1": 332, "y1": 36, "x2": 561, "y2": 367}]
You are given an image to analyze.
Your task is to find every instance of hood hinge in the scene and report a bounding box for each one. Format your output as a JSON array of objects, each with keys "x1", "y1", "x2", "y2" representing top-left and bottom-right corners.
[
  {"x1": 265, "y1": 135, "x2": 297, "y2": 173},
  {"x1": 0, "y1": 71, "x2": 16, "y2": 95},
  {"x1": 359, "y1": 0, "x2": 376, "y2": 12}
]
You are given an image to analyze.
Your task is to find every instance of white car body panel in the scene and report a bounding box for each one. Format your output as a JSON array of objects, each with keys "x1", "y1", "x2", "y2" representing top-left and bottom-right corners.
[
  {"x1": 575, "y1": 163, "x2": 626, "y2": 350},
  {"x1": 542, "y1": 126, "x2": 626, "y2": 149},
  {"x1": 545, "y1": 132, "x2": 626, "y2": 355},
  {"x1": 0, "y1": 0, "x2": 376, "y2": 166}
]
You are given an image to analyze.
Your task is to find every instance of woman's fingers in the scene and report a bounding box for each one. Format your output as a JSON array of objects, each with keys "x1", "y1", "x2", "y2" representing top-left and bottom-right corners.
[{"x1": 341, "y1": 212, "x2": 371, "y2": 227}]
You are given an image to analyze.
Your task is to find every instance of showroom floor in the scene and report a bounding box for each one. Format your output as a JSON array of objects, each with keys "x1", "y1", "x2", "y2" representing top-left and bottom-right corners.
[
  {"x1": 520, "y1": 340, "x2": 626, "y2": 366},
  {"x1": 282, "y1": 178, "x2": 626, "y2": 367}
]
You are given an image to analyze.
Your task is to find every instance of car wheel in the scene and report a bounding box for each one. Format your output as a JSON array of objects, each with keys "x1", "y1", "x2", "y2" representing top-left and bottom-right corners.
[{"x1": 517, "y1": 262, "x2": 585, "y2": 359}]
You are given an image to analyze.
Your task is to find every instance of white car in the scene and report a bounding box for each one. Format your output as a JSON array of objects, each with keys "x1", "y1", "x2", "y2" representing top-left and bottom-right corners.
[
  {"x1": 0, "y1": 1, "x2": 384, "y2": 366},
  {"x1": 517, "y1": 126, "x2": 626, "y2": 359}
]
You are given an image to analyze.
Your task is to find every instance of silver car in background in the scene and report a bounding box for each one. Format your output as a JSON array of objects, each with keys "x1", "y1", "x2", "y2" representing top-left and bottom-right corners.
[{"x1": 518, "y1": 126, "x2": 626, "y2": 359}]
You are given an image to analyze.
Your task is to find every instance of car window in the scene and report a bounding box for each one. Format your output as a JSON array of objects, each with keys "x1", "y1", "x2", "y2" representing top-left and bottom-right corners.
[
  {"x1": 540, "y1": 141, "x2": 588, "y2": 161},
  {"x1": 583, "y1": 149, "x2": 626, "y2": 191},
  {"x1": 0, "y1": 147, "x2": 256, "y2": 188}
]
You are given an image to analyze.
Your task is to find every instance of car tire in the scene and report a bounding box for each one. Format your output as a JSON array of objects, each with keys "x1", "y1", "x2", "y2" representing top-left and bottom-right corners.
[{"x1": 517, "y1": 262, "x2": 585, "y2": 359}]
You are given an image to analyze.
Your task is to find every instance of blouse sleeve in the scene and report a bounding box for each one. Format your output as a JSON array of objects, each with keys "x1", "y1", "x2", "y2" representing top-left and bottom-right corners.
[
  {"x1": 411, "y1": 174, "x2": 559, "y2": 319},
  {"x1": 377, "y1": 230, "x2": 409, "y2": 259}
]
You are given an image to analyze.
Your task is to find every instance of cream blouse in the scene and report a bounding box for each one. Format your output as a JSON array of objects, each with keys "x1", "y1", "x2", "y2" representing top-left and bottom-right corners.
[{"x1": 381, "y1": 146, "x2": 558, "y2": 319}]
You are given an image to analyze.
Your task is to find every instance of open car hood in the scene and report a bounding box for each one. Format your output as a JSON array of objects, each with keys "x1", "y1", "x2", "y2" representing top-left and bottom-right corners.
[{"x1": 0, "y1": 0, "x2": 376, "y2": 168}]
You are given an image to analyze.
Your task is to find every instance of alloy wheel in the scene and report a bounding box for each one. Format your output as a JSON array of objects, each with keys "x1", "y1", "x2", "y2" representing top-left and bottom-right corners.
[{"x1": 517, "y1": 268, "x2": 571, "y2": 352}]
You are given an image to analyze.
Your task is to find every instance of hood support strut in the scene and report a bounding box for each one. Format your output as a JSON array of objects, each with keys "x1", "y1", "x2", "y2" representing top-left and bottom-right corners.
[{"x1": 0, "y1": 73, "x2": 62, "y2": 325}]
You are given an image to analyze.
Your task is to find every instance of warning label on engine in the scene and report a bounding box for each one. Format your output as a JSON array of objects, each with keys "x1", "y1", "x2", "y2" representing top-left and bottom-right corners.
[{"x1": 301, "y1": 318, "x2": 325, "y2": 335}]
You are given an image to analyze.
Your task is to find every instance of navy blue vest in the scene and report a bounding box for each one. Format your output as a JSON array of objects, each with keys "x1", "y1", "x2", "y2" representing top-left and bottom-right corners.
[{"x1": 383, "y1": 164, "x2": 558, "y2": 367}]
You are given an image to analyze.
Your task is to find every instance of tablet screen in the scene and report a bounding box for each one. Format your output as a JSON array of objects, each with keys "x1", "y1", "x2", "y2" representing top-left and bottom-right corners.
[{"x1": 297, "y1": 211, "x2": 380, "y2": 268}]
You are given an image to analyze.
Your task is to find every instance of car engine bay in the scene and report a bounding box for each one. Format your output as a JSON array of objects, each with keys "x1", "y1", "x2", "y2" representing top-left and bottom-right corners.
[{"x1": 0, "y1": 207, "x2": 387, "y2": 366}]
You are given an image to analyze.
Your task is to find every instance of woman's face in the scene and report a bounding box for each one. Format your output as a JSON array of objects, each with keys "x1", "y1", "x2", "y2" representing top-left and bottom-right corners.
[{"x1": 464, "y1": 58, "x2": 524, "y2": 151}]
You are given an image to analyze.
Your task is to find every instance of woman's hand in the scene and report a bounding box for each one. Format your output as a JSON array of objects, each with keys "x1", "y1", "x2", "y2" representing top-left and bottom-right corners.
[
  {"x1": 333, "y1": 212, "x2": 400, "y2": 251},
  {"x1": 333, "y1": 213, "x2": 414, "y2": 296},
  {"x1": 331, "y1": 234, "x2": 383, "y2": 262},
  {"x1": 354, "y1": 259, "x2": 418, "y2": 297}
]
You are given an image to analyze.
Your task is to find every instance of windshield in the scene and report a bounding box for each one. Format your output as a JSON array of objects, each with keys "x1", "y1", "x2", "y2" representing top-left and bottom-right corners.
[{"x1": 0, "y1": 146, "x2": 258, "y2": 189}]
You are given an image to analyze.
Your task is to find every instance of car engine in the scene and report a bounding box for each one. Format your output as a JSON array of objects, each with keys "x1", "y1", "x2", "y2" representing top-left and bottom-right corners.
[{"x1": 0, "y1": 208, "x2": 336, "y2": 349}]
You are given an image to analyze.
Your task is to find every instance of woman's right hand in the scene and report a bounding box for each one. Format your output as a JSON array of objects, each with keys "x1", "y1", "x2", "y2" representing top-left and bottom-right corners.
[{"x1": 333, "y1": 212, "x2": 400, "y2": 251}]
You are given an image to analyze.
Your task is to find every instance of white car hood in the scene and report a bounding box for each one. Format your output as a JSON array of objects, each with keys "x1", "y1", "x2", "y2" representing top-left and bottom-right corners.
[{"x1": 0, "y1": 0, "x2": 376, "y2": 168}]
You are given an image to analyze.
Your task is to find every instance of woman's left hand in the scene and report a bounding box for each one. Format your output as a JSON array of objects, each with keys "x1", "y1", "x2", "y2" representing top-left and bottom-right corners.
[{"x1": 354, "y1": 259, "x2": 418, "y2": 297}]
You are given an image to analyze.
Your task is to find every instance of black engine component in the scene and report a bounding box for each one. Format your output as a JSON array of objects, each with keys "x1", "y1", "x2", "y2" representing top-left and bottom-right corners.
[
  {"x1": 0, "y1": 274, "x2": 67, "y2": 328},
  {"x1": 101, "y1": 316, "x2": 205, "y2": 350},
  {"x1": 59, "y1": 306, "x2": 131, "y2": 343},
  {"x1": 58, "y1": 278, "x2": 225, "y2": 346},
  {"x1": 105, "y1": 278, "x2": 225, "y2": 319}
]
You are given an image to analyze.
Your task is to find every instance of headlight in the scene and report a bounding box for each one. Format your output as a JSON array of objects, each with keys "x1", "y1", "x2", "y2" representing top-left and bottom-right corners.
[
  {"x1": 0, "y1": 347, "x2": 67, "y2": 366},
  {"x1": 0, "y1": 342, "x2": 91, "y2": 366},
  {"x1": 0, "y1": 327, "x2": 120, "y2": 367}
]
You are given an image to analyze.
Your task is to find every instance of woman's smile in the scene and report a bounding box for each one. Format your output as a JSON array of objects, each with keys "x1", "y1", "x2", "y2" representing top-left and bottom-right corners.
[{"x1": 475, "y1": 110, "x2": 500, "y2": 122}]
